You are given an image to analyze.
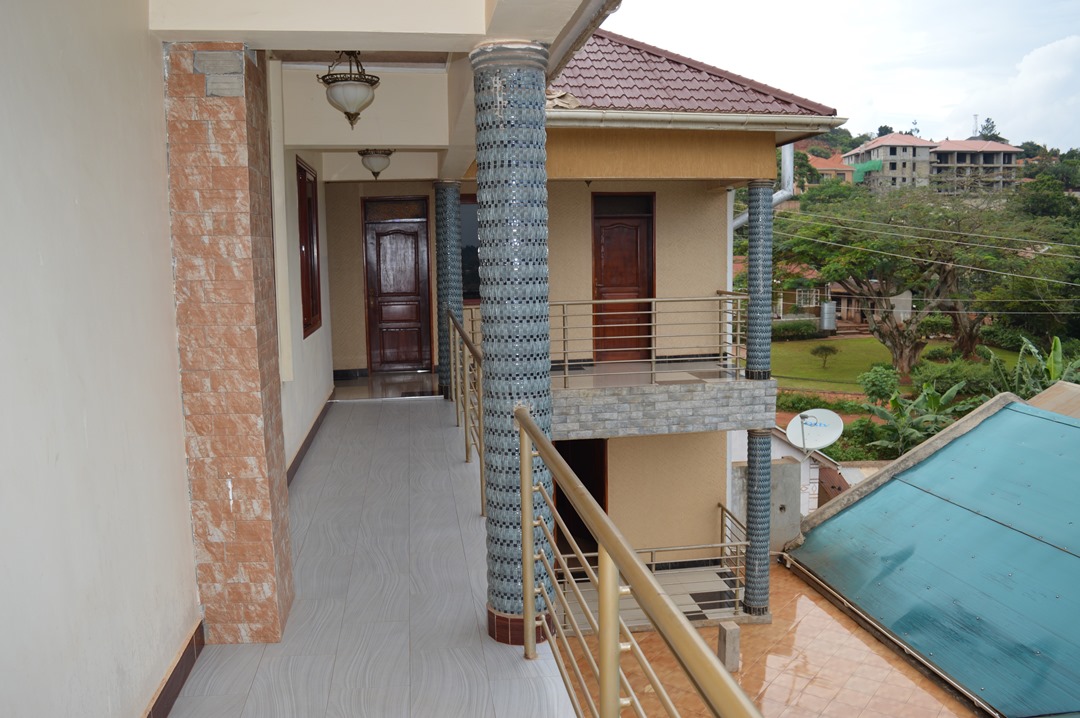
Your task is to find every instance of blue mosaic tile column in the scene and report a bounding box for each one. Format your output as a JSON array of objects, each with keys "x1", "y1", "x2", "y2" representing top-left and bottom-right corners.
[
  {"x1": 744, "y1": 180, "x2": 774, "y2": 616},
  {"x1": 469, "y1": 41, "x2": 556, "y2": 641},
  {"x1": 435, "y1": 181, "x2": 463, "y2": 397}
]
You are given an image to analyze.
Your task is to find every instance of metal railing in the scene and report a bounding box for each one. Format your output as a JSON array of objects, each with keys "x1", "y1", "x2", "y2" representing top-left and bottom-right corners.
[
  {"x1": 449, "y1": 311, "x2": 485, "y2": 515},
  {"x1": 463, "y1": 294, "x2": 747, "y2": 389},
  {"x1": 516, "y1": 406, "x2": 761, "y2": 718}
]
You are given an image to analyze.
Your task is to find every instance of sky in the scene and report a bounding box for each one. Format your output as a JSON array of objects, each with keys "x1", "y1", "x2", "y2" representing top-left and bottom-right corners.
[{"x1": 601, "y1": 0, "x2": 1080, "y2": 150}]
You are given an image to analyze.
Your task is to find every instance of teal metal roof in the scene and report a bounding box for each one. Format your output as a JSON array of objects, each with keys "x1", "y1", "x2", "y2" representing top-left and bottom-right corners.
[{"x1": 791, "y1": 403, "x2": 1080, "y2": 718}]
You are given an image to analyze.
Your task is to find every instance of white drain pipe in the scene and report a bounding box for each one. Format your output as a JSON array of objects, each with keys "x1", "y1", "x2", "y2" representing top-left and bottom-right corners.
[{"x1": 732, "y1": 143, "x2": 794, "y2": 230}]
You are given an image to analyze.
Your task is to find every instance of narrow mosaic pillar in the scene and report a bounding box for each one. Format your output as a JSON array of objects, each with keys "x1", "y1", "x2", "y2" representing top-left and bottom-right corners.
[
  {"x1": 435, "y1": 181, "x2": 463, "y2": 397},
  {"x1": 744, "y1": 179, "x2": 774, "y2": 616},
  {"x1": 469, "y1": 41, "x2": 556, "y2": 644},
  {"x1": 166, "y1": 43, "x2": 293, "y2": 643}
]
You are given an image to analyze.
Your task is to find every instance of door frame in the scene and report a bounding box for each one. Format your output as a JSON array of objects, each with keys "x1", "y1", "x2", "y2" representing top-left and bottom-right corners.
[
  {"x1": 362, "y1": 196, "x2": 433, "y2": 372},
  {"x1": 591, "y1": 193, "x2": 656, "y2": 363}
]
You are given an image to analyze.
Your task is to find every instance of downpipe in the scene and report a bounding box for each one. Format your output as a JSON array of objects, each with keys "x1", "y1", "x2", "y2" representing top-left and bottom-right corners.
[{"x1": 732, "y1": 143, "x2": 794, "y2": 230}]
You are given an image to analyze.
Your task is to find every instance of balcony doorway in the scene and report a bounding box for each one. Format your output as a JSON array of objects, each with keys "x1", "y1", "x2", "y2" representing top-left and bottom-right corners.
[
  {"x1": 592, "y1": 194, "x2": 655, "y2": 363},
  {"x1": 553, "y1": 438, "x2": 608, "y2": 560}
]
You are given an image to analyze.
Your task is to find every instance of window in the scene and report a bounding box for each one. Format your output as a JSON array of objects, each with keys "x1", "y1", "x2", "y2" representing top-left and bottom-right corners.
[
  {"x1": 796, "y1": 288, "x2": 820, "y2": 307},
  {"x1": 902, "y1": 147, "x2": 908, "y2": 154},
  {"x1": 889, "y1": 162, "x2": 897, "y2": 170},
  {"x1": 957, "y1": 153, "x2": 968, "y2": 163},
  {"x1": 889, "y1": 147, "x2": 897, "y2": 156},
  {"x1": 891, "y1": 177, "x2": 897, "y2": 186},
  {"x1": 297, "y1": 158, "x2": 321, "y2": 337},
  {"x1": 902, "y1": 162, "x2": 907, "y2": 169}
]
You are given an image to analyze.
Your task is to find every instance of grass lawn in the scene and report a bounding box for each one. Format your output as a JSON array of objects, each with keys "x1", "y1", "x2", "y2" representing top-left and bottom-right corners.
[{"x1": 770, "y1": 338, "x2": 1020, "y2": 393}]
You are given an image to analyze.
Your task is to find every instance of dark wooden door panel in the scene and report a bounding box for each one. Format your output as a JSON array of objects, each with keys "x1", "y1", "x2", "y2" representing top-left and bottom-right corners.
[
  {"x1": 365, "y1": 216, "x2": 431, "y2": 372},
  {"x1": 593, "y1": 217, "x2": 653, "y2": 362}
]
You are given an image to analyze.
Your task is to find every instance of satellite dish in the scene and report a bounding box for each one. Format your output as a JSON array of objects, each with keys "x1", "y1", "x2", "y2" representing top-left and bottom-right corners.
[{"x1": 784, "y1": 409, "x2": 844, "y2": 452}]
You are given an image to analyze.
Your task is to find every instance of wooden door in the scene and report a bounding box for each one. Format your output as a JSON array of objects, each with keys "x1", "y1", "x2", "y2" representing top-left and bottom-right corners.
[
  {"x1": 365, "y1": 220, "x2": 431, "y2": 371},
  {"x1": 593, "y1": 217, "x2": 654, "y2": 362}
]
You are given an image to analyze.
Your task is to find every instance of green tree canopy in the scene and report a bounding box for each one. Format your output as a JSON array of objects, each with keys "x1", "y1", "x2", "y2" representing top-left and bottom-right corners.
[{"x1": 979, "y1": 117, "x2": 1007, "y2": 143}]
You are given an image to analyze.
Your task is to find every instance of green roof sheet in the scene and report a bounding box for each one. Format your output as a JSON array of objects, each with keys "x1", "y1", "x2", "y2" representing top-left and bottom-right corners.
[{"x1": 791, "y1": 403, "x2": 1080, "y2": 718}]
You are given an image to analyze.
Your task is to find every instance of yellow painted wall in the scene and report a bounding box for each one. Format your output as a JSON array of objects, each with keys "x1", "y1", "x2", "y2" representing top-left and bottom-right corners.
[
  {"x1": 547, "y1": 128, "x2": 776, "y2": 181},
  {"x1": 607, "y1": 432, "x2": 728, "y2": 550},
  {"x1": 325, "y1": 181, "x2": 437, "y2": 371}
]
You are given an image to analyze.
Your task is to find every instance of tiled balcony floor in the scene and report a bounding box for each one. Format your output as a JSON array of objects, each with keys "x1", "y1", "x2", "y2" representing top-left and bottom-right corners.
[
  {"x1": 170, "y1": 395, "x2": 980, "y2": 718},
  {"x1": 171, "y1": 397, "x2": 573, "y2": 718}
]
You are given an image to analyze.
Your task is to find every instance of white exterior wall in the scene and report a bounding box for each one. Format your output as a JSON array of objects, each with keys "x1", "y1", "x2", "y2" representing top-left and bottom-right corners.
[{"x1": 1, "y1": 0, "x2": 200, "y2": 714}]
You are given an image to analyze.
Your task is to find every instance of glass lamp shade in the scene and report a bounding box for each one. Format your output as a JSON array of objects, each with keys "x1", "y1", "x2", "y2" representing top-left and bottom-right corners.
[
  {"x1": 359, "y1": 150, "x2": 394, "y2": 180},
  {"x1": 325, "y1": 82, "x2": 376, "y2": 128}
]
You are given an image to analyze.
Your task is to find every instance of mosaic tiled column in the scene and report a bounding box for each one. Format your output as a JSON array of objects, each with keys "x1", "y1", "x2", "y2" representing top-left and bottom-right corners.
[
  {"x1": 744, "y1": 179, "x2": 774, "y2": 616},
  {"x1": 435, "y1": 181, "x2": 463, "y2": 398},
  {"x1": 166, "y1": 43, "x2": 293, "y2": 642},
  {"x1": 470, "y1": 41, "x2": 555, "y2": 644}
]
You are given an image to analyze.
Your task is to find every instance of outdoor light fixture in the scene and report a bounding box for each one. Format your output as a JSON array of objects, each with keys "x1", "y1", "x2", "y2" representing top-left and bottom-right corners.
[
  {"x1": 317, "y1": 51, "x2": 380, "y2": 129},
  {"x1": 358, "y1": 149, "x2": 394, "y2": 180}
]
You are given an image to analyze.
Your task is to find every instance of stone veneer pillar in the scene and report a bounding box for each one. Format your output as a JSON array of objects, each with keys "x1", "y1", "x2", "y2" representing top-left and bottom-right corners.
[
  {"x1": 744, "y1": 179, "x2": 774, "y2": 616},
  {"x1": 165, "y1": 43, "x2": 293, "y2": 643},
  {"x1": 469, "y1": 41, "x2": 556, "y2": 644},
  {"x1": 435, "y1": 181, "x2": 464, "y2": 397}
]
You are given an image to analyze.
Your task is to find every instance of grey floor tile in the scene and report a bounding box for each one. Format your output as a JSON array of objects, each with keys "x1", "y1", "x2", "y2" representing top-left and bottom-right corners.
[
  {"x1": 410, "y1": 590, "x2": 485, "y2": 650},
  {"x1": 344, "y1": 571, "x2": 411, "y2": 623},
  {"x1": 325, "y1": 682, "x2": 410, "y2": 718},
  {"x1": 410, "y1": 646, "x2": 495, "y2": 718},
  {"x1": 180, "y1": 643, "x2": 265, "y2": 697},
  {"x1": 480, "y1": 639, "x2": 562, "y2": 680},
  {"x1": 490, "y1": 676, "x2": 576, "y2": 718},
  {"x1": 263, "y1": 599, "x2": 345, "y2": 657},
  {"x1": 299, "y1": 518, "x2": 359, "y2": 558},
  {"x1": 293, "y1": 554, "x2": 354, "y2": 600},
  {"x1": 332, "y1": 621, "x2": 410, "y2": 693},
  {"x1": 169, "y1": 694, "x2": 247, "y2": 718},
  {"x1": 241, "y1": 655, "x2": 335, "y2": 718}
]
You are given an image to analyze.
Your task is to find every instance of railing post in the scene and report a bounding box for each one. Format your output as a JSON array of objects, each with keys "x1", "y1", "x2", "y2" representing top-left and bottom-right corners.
[
  {"x1": 463, "y1": 348, "x2": 473, "y2": 465},
  {"x1": 520, "y1": 418, "x2": 537, "y2": 660},
  {"x1": 561, "y1": 303, "x2": 569, "y2": 389},
  {"x1": 451, "y1": 317, "x2": 461, "y2": 427},
  {"x1": 598, "y1": 545, "x2": 620, "y2": 718},
  {"x1": 650, "y1": 298, "x2": 657, "y2": 384}
]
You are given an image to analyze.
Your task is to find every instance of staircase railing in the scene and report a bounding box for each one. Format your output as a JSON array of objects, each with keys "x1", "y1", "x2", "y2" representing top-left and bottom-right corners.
[{"x1": 449, "y1": 310, "x2": 485, "y2": 515}]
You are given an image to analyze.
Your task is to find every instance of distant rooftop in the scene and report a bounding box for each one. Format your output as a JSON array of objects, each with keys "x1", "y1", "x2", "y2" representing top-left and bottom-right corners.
[
  {"x1": 809, "y1": 153, "x2": 853, "y2": 171},
  {"x1": 932, "y1": 139, "x2": 1022, "y2": 153},
  {"x1": 550, "y1": 29, "x2": 837, "y2": 116},
  {"x1": 843, "y1": 133, "x2": 938, "y2": 157}
]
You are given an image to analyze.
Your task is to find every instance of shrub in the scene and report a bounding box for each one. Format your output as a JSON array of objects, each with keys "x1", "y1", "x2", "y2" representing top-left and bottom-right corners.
[
  {"x1": 776, "y1": 392, "x2": 865, "y2": 414},
  {"x1": 825, "y1": 419, "x2": 889, "y2": 461},
  {"x1": 923, "y1": 346, "x2": 956, "y2": 362},
  {"x1": 980, "y1": 323, "x2": 1030, "y2": 351},
  {"x1": 974, "y1": 345, "x2": 993, "y2": 361},
  {"x1": 857, "y1": 365, "x2": 900, "y2": 406},
  {"x1": 772, "y1": 320, "x2": 821, "y2": 341},
  {"x1": 912, "y1": 359, "x2": 995, "y2": 396},
  {"x1": 919, "y1": 313, "x2": 953, "y2": 338},
  {"x1": 1062, "y1": 337, "x2": 1080, "y2": 360}
]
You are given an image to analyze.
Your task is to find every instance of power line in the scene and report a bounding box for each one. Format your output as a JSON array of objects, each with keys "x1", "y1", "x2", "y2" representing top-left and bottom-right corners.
[
  {"x1": 780, "y1": 209, "x2": 1080, "y2": 251},
  {"x1": 772, "y1": 229, "x2": 1080, "y2": 289},
  {"x1": 777, "y1": 214, "x2": 1080, "y2": 262}
]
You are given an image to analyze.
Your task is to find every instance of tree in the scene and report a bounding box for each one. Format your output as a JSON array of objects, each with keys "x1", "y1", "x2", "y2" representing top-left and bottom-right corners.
[
  {"x1": 979, "y1": 117, "x2": 1006, "y2": 143},
  {"x1": 877, "y1": 125, "x2": 894, "y2": 138},
  {"x1": 808, "y1": 145, "x2": 833, "y2": 159},
  {"x1": 1019, "y1": 140, "x2": 1049, "y2": 159},
  {"x1": 810, "y1": 344, "x2": 839, "y2": 368},
  {"x1": 989, "y1": 337, "x2": 1080, "y2": 399},
  {"x1": 864, "y1": 382, "x2": 981, "y2": 458},
  {"x1": 797, "y1": 181, "x2": 868, "y2": 212},
  {"x1": 776, "y1": 186, "x2": 1062, "y2": 372},
  {"x1": 776, "y1": 149, "x2": 820, "y2": 191},
  {"x1": 1014, "y1": 175, "x2": 1080, "y2": 218}
]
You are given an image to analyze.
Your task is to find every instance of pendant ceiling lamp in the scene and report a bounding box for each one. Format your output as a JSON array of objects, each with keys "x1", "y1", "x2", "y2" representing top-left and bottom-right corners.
[
  {"x1": 359, "y1": 149, "x2": 394, "y2": 180},
  {"x1": 317, "y1": 51, "x2": 380, "y2": 129}
]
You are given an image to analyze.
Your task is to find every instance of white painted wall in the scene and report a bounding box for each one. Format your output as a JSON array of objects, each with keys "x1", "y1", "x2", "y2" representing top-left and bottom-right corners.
[
  {"x1": 279, "y1": 150, "x2": 335, "y2": 464},
  {"x1": 0, "y1": 0, "x2": 200, "y2": 715}
]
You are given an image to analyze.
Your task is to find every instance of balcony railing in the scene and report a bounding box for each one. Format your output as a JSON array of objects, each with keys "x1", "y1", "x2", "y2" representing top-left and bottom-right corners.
[
  {"x1": 516, "y1": 406, "x2": 761, "y2": 718},
  {"x1": 449, "y1": 311, "x2": 485, "y2": 515},
  {"x1": 463, "y1": 293, "x2": 748, "y2": 389}
]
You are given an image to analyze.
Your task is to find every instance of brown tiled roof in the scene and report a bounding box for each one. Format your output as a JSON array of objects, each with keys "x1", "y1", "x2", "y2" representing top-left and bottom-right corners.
[
  {"x1": 842, "y1": 132, "x2": 937, "y2": 157},
  {"x1": 809, "y1": 153, "x2": 853, "y2": 171},
  {"x1": 932, "y1": 139, "x2": 1021, "y2": 153},
  {"x1": 550, "y1": 30, "x2": 836, "y2": 116}
]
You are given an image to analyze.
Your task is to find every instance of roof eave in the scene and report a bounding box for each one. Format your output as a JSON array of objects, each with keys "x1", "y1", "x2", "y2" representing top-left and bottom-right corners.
[{"x1": 546, "y1": 108, "x2": 847, "y2": 145}]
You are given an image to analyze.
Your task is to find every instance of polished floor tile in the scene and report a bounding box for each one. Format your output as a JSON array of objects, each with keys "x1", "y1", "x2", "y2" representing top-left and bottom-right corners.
[{"x1": 176, "y1": 395, "x2": 979, "y2": 718}]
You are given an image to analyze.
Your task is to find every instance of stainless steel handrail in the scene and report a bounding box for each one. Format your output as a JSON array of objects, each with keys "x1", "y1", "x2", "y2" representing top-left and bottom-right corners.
[
  {"x1": 449, "y1": 311, "x2": 485, "y2": 514},
  {"x1": 516, "y1": 406, "x2": 762, "y2": 718}
]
